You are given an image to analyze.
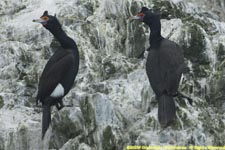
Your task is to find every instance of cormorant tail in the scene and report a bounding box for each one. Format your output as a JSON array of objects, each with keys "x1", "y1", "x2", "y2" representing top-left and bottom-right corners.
[
  {"x1": 158, "y1": 94, "x2": 176, "y2": 127},
  {"x1": 42, "y1": 104, "x2": 51, "y2": 139}
]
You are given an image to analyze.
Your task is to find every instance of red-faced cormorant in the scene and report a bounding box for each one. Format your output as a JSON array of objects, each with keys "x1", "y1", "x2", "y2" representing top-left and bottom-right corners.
[
  {"x1": 33, "y1": 11, "x2": 79, "y2": 138},
  {"x1": 133, "y1": 7, "x2": 192, "y2": 127}
]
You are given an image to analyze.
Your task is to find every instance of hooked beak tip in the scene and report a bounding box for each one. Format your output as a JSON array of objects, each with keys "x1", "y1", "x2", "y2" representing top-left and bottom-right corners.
[
  {"x1": 32, "y1": 18, "x2": 46, "y2": 24},
  {"x1": 130, "y1": 15, "x2": 142, "y2": 20},
  {"x1": 32, "y1": 19, "x2": 39, "y2": 23}
]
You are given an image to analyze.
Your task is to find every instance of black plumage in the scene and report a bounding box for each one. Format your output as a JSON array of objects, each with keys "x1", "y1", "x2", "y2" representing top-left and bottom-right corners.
[
  {"x1": 134, "y1": 7, "x2": 185, "y2": 126},
  {"x1": 33, "y1": 11, "x2": 79, "y2": 138}
]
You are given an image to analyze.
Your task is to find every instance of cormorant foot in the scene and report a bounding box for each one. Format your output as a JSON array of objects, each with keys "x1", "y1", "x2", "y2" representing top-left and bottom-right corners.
[
  {"x1": 64, "y1": 104, "x2": 74, "y2": 107},
  {"x1": 176, "y1": 92, "x2": 193, "y2": 105},
  {"x1": 33, "y1": 105, "x2": 42, "y2": 113},
  {"x1": 146, "y1": 47, "x2": 151, "y2": 51},
  {"x1": 36, "y1": 99, "x2": 39, "y2": 107},
  {"x1": 36, "y1": 105, "x2": 42, "y2": 108},
  {"x1": 137, "y1": 50, "x2": 145, "y2": 59},
  {"x1": 56, "y1": 101, "x2": 64, "y2": 110},
  {"x1": 35, "y1": 101, "x2": 42, "y2": 108}
]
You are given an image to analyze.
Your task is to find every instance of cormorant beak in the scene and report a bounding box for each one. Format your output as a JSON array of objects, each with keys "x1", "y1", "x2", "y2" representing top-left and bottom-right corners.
[
  {"x1": 32, "y1": 18, "x2": 47, "y2": 25},
  {"x1": 131, "y1": 13, "x2": 145, "y2": 21}
]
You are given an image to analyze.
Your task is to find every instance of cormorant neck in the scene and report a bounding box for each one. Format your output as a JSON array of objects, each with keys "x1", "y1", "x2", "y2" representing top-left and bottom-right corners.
[
  {"x1": 49, "y1": 26, "x2": 77, "y2": 49},
  {"x1": 148, "y1": 20, "x2": 163, "y2": 48},
  {"x1": 150, "y1": 30, "x2": 163, "y2": 48}
]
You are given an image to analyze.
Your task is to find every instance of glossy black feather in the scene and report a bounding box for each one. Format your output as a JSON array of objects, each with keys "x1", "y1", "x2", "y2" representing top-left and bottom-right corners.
[
  {"x1": 35, "y1": 11, "x2": 79, "y2": 138},
  {"x1": 146, "y1": 39, "x2": 184, "y2": 96},
  {"x1": 158, "y1": 94, "x2": 175, "y2": 126},
  {"x1": 137, "y1": 7, "x2": 184, "y2": 126},
  {"x1": 42, "y1": 103, "x2": 51, "y2": 139},
  {"x1": 37, "y1": 50, "x2": 77, "y2": 102}
]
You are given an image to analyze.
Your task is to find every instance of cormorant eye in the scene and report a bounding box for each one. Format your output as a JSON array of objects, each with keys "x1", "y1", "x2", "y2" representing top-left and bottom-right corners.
[{"x1": 41, "y1": 16, "x2": 49, "y2": 21}]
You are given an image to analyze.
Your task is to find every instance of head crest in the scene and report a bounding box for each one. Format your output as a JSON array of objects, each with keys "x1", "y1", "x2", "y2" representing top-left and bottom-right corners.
[
  {"x1": 141, "y1": 7, "x2": 157, "y2": 14},
  {"x1": 43, "y1": 11, "x2": 48, "y2": 16},
  {"x1": 141, "y1": 7, "x2": 149, "y2": 13}
]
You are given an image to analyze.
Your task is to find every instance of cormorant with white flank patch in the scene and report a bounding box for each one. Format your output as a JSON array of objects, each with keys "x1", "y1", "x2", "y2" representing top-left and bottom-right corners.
[
  {"x1": 33, "y1": 11, "x2": 79, "y2": 138},
  {"x1": 133, "y1": 7, "x2": 192, "y2": 127}
]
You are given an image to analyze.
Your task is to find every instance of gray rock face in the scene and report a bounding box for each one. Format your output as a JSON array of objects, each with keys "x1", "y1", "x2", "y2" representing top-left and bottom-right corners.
[{"x1": 0, "y1": 0, "x2": 225, "y2": 149}]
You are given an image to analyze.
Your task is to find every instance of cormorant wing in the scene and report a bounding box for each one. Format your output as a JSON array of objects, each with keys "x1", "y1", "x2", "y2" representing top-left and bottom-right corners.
[
  {"x1": 147, "y1": 39, "x2": 184, "y2": 96},
  {"x1": 159, "y1": 40, "x2": 184, "y2": 95},
  {"x1": 37, "y1": 50, "x2": 74, "y2": 101}
]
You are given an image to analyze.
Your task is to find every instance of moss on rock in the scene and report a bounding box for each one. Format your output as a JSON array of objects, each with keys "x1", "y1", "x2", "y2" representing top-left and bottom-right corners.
[
  {"x1": 0, "y1": 131, "x2": 4, "y2": 150},
  {"x1": 215, "y1": 43, "x2": 225, "y2": 63},
  {"x1": 0, "y1": 96, "x2": 4, "y2": 109},
  {"x1": 152, "y1": 0, "x2": 186, "y2": 19},
  {"x1": 103, "y1": 61, "x2": 116, "y2": 79},
  {"x1": 182, "y1": 24, "x2": 209, "y2": 64},
  {"x1": 102, "y1": 126, "x2": 116, "y2": 150},
  {"x1": 208, "y1": 69, "x2": 225, "y2": 107},
  {"x1": 50, "y1": 109, "x2": 83, "y2": 149},
  {"x1": 130, "y1": 0, "x2": 142, "y2": 16},
  {"x1": 152, "y1": 0, "x2": 215, "y2": 35},
  {"x1": 179, "y1": 23, "x2": 211, "y2": 77},
  {"x1": 80, "y1": 96, "x2": 97, "y2": 133},
  {"x1": 17, "y1": 125, "x2": 29, "y2": 150},
  {"x1": 127, "y1": 21, "x2": 146, "y2": 58}
]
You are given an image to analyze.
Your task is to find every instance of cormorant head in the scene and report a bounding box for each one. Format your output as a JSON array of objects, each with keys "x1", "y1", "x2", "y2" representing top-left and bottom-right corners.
[
  {"x1": 33, "y1": 11, "x2": 61, "y2": 31},
  {"x1": 132, "y1": 7, "x2": 161, "y2": 26}
]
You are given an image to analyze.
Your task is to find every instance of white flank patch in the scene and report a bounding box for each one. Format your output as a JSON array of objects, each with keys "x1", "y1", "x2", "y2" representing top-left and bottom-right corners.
[{"x1": 50, "y1": 83, "x2": 64, "y2": 98}]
